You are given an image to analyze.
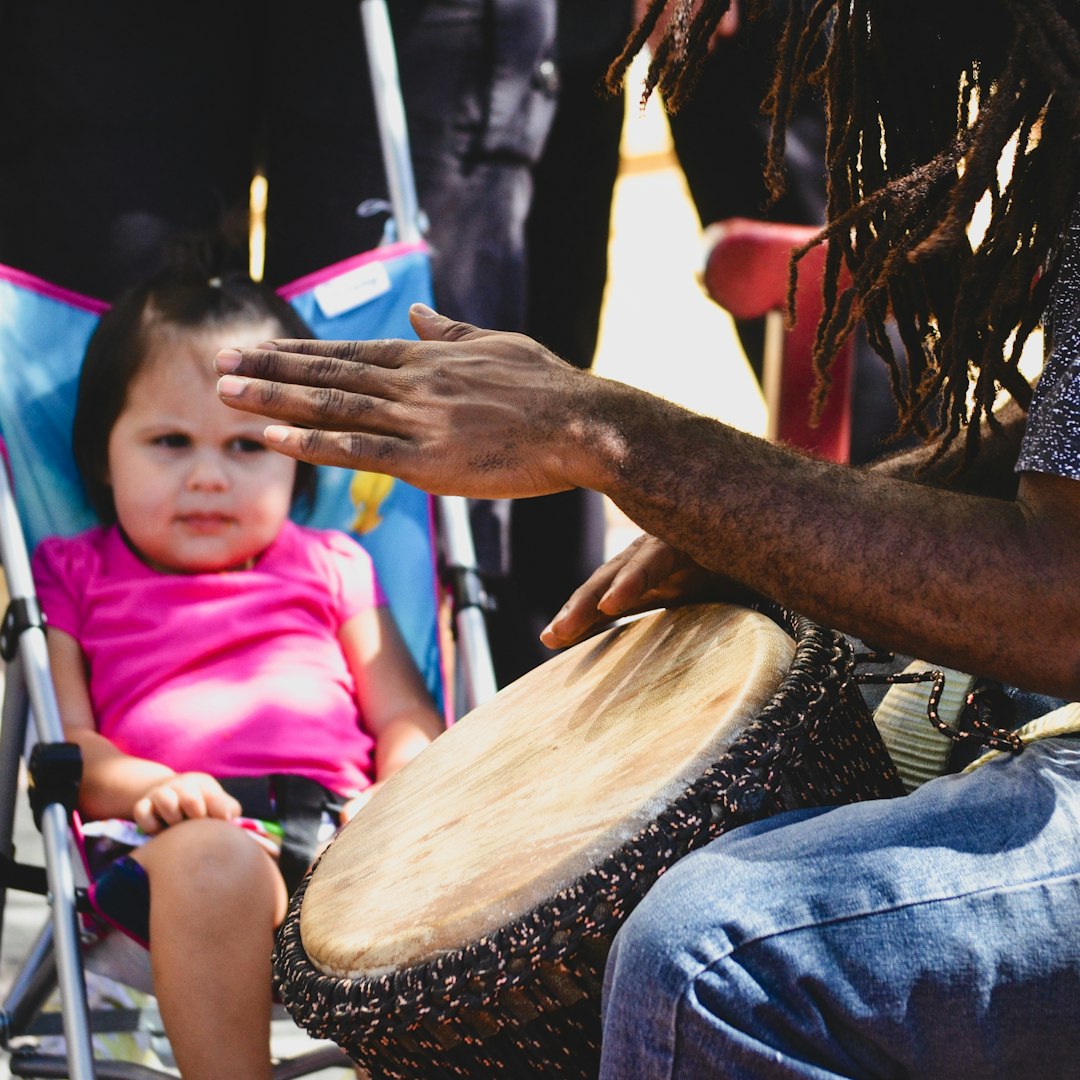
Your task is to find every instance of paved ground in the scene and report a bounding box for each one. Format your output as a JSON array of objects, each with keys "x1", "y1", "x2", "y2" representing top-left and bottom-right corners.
[
  {"x1": 1, "y1": 758, "x2": 46, "y2": 1003},
  {"x1": 0, "y1": 68, "x2": 759, "y2": 1078}
]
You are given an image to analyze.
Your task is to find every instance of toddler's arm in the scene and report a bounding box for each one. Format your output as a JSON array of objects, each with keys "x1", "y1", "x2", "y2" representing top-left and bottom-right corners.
[
  {"x1": 46, "y1": 627, "x2": 241, "y2": 832},
  {"x1": 338, "y1": 605, "x2": 445, "y2": 820}
]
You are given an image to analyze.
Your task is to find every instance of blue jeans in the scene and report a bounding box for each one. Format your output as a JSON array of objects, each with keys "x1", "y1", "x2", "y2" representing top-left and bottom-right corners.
[{"x1": 600, "y1": 737, "x2": 1080, "y2": 1079}]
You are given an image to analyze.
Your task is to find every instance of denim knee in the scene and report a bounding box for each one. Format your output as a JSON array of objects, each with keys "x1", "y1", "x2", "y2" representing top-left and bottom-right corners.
[{"x1": 599, "y1": 742, "x2": 1080, "y2": 1078}]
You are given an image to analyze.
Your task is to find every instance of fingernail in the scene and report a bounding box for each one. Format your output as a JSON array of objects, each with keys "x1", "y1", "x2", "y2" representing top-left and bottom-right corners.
[
  {"x1": 255, "y1": 340, "x2": 280, "y2": 351},
  {"x1": 215, "y1": 349, "x2": 241, "y2": 373},
  {"x1": 264, "y1": 425, "x2": 289, "y2": 444},
  {"x1": 410, "y1": 302, "x2": 436, "y2": 317},
  {"x1": 216, "y1": 375, "x2": 245, "y2": 397}
]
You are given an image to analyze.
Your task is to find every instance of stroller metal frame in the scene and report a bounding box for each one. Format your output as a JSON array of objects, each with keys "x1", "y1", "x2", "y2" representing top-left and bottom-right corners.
[
  {"x1": 360, "y1": 0, "x2": 497, "y2": 713},
  {"x1": 0, "y1": 2, "x2": 496, "y2": 1075}
]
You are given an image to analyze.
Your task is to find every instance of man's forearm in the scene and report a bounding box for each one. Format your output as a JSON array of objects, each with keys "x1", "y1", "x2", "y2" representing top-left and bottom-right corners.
[
  {"x1": 210, "y1": 319, "x2": 1076, "y2": 695},
  {"x1": 583, "y1": 381, "x2": 1079, "y2": 697}
]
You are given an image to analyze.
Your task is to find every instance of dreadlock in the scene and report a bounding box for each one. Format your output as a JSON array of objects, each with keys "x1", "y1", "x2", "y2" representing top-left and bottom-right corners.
[{"x1": 608, "y1": 0, "x2": 1080, "y2": 467}]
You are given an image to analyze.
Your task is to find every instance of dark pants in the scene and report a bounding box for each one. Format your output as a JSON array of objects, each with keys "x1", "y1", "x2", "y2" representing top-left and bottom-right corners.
[
  {"x1": 488, "y1": 1, "x2": 631, "y2": 683},
  {"x1": 0, "y1": 0, "x2": 552, "y2": 315}
]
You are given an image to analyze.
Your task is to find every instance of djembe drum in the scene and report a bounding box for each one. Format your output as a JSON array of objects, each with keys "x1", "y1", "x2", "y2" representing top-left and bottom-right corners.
[{"x1": 275, "y1": 603, "x2": 902, "y2": 1078}]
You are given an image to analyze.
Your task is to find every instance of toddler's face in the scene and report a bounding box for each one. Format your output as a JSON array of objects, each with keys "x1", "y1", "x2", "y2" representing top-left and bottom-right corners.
[{"x1": 106, "y1": 321, "x2": 299, "y2": 573}]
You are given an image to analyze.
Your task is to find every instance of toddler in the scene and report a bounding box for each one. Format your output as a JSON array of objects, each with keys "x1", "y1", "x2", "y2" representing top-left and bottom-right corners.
[{"x1": 32, "y1": 259, "x2": 444, "y2": 1080}]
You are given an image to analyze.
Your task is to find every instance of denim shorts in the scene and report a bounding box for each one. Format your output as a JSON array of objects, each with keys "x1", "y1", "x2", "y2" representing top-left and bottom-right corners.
[{"x1": 600, "y1": 736, "x2": 1080, "y2": 1079}]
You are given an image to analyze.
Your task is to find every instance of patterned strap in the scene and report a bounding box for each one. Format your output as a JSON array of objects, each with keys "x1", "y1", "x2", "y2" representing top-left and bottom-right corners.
[
  {"x1": 857, "y1": 651, "x2": 1026, "y2": 792},
  {"x1": 963, "y1": 701, "x2": 1080, "y2": 773}
]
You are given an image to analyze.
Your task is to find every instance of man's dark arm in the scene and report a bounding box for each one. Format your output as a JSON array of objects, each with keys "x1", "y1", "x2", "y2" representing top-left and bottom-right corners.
[
  {"x1": 216, "y1": 309, "x2": 1080, "y2": 699},
  {"x1": 588, "y1": 380, "x2": 1078, "y2": 698}
]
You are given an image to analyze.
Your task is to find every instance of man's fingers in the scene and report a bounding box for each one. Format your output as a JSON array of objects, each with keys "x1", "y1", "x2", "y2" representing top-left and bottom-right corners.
[
  {"x1": 215, "y1": 339, "x2": 414, "y2": 390},
  {"x1": 599, "y1": 537, "x2": 686, "y2": 611},
  {"x1": 263, "y1": 424, "x2": 417, "y2": 476},
  {"x1": 541, "y1": 573, "x2": 624, "y2": 648},
  {"x1": 408, "y1": 303, "x2": 494, "y2": 343},
  {"x1": 541, "y1": 535, "x2": 707, "y2": 649},
  {"x1": 541, "y1": 538, "x2": 652, "y2": 646},
  {"x1": 217, "y1": 371, "x2": 405, "y2": 433},
  {"x1": 215, "y1": 305, "x2": 496, "y2": 387}
]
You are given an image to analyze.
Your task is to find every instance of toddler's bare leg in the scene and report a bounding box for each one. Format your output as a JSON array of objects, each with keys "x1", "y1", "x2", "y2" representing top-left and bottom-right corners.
[{"x1": 133, "y1": 819, "x2": 288, "y2": 1080}]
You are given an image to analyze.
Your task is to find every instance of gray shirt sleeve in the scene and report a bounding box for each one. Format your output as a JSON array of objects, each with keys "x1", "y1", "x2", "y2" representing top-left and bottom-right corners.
[{"x1": 1016, "y1": 201, "x2": 1080, "y2": 480}]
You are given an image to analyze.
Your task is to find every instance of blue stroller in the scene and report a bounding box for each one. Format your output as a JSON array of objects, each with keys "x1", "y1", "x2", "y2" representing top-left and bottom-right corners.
[{"x1": 0, "y1": 3, "x2": 495, "y2": 1076}]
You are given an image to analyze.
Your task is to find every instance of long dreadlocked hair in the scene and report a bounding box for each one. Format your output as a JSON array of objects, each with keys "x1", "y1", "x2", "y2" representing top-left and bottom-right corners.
[{"x1": 608, "y1": 0, "x2": 1080, "y2": 466}]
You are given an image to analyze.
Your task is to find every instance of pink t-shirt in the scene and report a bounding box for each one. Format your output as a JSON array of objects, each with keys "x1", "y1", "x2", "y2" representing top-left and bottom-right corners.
[{"x1": 31, "y1": 521, "x2": 386, "y2": 797}]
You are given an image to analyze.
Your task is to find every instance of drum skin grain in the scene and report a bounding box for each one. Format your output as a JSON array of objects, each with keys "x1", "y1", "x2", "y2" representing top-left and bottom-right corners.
[
  {"x1": 301, "y1": 603, "x2": 794, "y2": 978},
  {"x1": 275, "y1": 602, "x2": 903, "y2": 1079}
]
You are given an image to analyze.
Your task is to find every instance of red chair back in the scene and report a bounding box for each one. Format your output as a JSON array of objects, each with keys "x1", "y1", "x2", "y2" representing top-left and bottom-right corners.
[{"x1": 702, "y1": 218, "x2": 854, "y2": 463}]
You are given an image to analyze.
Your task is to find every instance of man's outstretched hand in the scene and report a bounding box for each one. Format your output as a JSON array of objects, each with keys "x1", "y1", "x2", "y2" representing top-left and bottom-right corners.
[{"x1": 216, "y1": 303, "x2": 599, "y2": 499}]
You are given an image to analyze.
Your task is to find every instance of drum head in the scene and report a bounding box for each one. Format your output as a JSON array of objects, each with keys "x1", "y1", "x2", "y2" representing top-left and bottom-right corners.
[{"x1": 301, "y1": 603, "x2": 795, "y2": 978}]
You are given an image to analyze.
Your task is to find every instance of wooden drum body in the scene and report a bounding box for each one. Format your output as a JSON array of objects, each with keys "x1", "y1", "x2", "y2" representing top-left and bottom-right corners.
[{"x1": 275, "y1": 604, "x2": 902, "y2": 1078}]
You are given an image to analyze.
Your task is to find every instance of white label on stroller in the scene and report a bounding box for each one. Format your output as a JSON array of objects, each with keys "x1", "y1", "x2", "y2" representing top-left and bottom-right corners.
[{"x1": 314, "y1": 261, "x2": 392, "y2": 318}]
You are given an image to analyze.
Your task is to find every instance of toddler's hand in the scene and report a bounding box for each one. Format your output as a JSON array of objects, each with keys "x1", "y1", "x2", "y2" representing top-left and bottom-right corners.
[{"x1": 132, "y1": 772, "x2": 242, "y2": 835}]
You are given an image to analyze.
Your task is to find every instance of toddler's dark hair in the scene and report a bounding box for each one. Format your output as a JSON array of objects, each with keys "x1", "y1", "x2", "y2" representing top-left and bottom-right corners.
[{"x1": 73, "y1": 243, "x2": 317, "y2": 524}]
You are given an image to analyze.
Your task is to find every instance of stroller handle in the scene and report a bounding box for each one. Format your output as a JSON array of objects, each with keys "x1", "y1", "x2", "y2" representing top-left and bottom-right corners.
[{"x1": 359, "y1": 0, "x2": 424, "y2": 245}]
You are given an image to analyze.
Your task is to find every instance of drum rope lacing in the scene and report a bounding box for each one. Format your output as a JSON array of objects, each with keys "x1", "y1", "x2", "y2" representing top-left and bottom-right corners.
[{"x1": 273, "y1": 605, "x2": 904, "y2": 1078}]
